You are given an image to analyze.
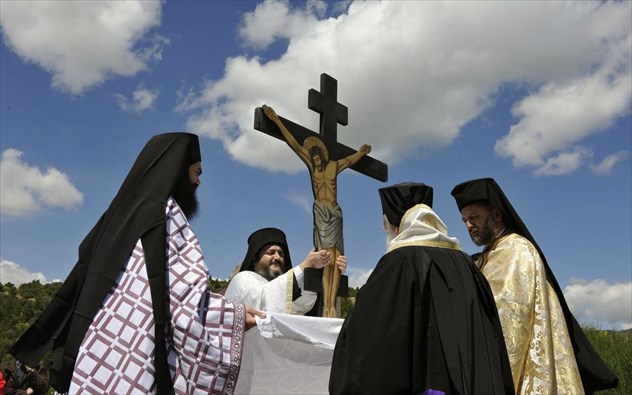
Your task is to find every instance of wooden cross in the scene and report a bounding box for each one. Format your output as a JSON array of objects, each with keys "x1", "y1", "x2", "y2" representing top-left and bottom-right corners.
[{"x1": 253, "y1": 73, "x2": 388, "y2": 317}]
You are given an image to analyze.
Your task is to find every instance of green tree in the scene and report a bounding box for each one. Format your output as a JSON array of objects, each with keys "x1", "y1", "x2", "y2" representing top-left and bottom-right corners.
[
  {"x1": 208, "y1": 277, "x2": 229, "y2": 294},
  {"x1": 0, "y1": 281, "x2": 61, "y2": 364}
]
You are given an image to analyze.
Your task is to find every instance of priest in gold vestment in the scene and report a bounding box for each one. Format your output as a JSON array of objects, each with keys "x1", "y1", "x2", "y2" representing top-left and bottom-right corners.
[{"x1": 451, "y1": 178, "x2": 618, "y2": 395}]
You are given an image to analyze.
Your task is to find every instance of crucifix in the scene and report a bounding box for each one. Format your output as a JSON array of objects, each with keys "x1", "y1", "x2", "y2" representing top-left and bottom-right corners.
[{"x1": 254, "y1": 73, "x2": 388, "y2": 318}]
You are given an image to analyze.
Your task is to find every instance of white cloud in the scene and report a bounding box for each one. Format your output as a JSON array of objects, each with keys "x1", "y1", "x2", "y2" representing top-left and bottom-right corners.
[
  {"x1": 496, "y1": 70, "x2": 631, "y2": 171},
  {"x1": 0, "y1": 1, "x2": 167, "y2": 94},
  {"x1": 347, "y1": 268, "x2": 372, "y2": 289},
  {"x1": 114, "y1": 84, "x2": 159, "y2": 112},
  {"x1": 238, "y1": 0, "x2": 326, "y2": 50},
  {"x1": 286, "y1": 191, "x2": 311, "y2": 214},
  {"x1": 590, "y1": 150, "x2": 628, "y2": 176},
  {"x1": 0, "y1": 149, "x2": 83, "y2": 217},
  {"x1": 564, "y1": 278, "x2": 632, "y2": 330},
  {"x1": 534, "y1": 146, "x2": 593, "y2": 177},
  {"x1": 0, "y1": 259, "x2": 48, "y2": 286},
  {"x1": 179, "y1": 1, "x2": 631, "y2": 176}
]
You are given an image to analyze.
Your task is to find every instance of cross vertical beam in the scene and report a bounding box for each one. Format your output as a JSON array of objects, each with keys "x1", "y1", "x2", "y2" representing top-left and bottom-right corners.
[{"x1": 308, "y1": 73, "x2": 348, "y2": 152}]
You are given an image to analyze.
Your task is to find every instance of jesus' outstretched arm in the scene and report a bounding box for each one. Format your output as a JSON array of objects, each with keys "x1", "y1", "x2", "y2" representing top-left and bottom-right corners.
[
  {"x1": 336, "y1": 144, "x2": 371, "y2": 174},
  {"x1": 262, "y1": 105, "x2": 313, "y2": 172}
]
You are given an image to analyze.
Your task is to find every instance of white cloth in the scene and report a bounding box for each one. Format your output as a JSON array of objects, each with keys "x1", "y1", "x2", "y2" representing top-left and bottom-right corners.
[
  {"x1": 224, "y1": 267, "x2": 317, "y2": 315},
  {"x1": 234, "y1": 313, "x2": 343, "y2": 395},
  {"x1": 388, "y1": 203, "x2": 461, "y2": 252},
  {"x1": 70, "y1": 198, "x2": 245, "y2": 395}
]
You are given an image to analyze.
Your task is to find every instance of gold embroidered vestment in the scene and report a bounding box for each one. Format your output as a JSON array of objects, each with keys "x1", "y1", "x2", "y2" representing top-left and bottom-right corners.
[{"x1": 478, "y1": 233, "x2": 584, "y2": 394}]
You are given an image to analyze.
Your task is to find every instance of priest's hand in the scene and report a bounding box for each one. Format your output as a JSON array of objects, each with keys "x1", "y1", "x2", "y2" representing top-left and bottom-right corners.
[
  {"x1": 245, "y1": 305, "x2": 265, "y2": 331},
  {"x1": 300, "y1": 248, "x2": 331, "y2": 270},
  {"x1": 336, "y1": 255, "x2": 347, "y2": 274}
]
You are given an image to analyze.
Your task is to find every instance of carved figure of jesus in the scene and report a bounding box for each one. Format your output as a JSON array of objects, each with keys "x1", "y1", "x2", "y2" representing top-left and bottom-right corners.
[{"x1": 263, "y1": 105, "x2": 371, "y2": 317}]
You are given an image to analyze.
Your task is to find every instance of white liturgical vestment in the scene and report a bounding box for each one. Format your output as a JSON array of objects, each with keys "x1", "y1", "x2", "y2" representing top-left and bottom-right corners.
[{"x1": 224, "y1": 266, "x2": 317, "y2": 315}]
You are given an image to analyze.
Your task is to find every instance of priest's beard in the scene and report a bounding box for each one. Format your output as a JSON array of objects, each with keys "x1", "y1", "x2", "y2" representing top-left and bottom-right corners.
[
  {"x1": 470, "y1": 214, "x2": 495, "y2": 246},
  {"x1": 254, "y1": 261, "x2": 282, "y2": 281},
  {"x1": 173, "y1": 176, "x2": 199, "y2": 220}
]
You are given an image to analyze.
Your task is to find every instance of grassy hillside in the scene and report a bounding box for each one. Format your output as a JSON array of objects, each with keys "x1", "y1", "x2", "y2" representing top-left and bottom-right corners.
[{"x1": 584, "y1": 326, "x2": 632, "y2": 394}]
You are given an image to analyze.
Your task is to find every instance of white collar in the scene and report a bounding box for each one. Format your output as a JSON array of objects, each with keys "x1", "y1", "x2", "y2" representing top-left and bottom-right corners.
[{"x1": 388, "y1": 204, "x2": 461, "y2": 252}]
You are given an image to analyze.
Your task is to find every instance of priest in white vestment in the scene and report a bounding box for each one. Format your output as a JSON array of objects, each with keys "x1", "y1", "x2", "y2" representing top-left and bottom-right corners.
[{"x1": 224, "y1": 228, "x2": 347, "y2": 315}]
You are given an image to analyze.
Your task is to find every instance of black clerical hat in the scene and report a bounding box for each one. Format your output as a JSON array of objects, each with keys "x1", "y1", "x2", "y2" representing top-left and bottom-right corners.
[
  {"x1": 450, "y1": 177, "x2": 530, "y2": 240},
  {"x1": 379, "y1": 182, "x2": 433, "y2": 227},
  {"x1": 239, "y1": 227, "x2": 293, "y2": 273}
]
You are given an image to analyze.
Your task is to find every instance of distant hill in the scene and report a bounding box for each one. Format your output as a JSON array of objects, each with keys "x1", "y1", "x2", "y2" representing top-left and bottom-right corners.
[{"x1": 618, "y1": 327, "x2": 632, "y2": 335}]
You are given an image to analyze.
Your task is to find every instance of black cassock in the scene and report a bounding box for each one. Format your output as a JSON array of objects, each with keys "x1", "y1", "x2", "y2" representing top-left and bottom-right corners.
[{"x1": 329, "y1": 246, "x2": 514, "y2": 395}]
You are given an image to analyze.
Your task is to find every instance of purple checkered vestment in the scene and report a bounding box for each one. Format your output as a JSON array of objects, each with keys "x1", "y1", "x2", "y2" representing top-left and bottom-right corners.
[{"x1": 70, "y1": 198, "x2": 245, "y2": 394}]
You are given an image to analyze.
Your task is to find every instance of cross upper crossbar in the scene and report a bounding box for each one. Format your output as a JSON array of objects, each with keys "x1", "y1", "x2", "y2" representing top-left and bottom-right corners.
[
  {"x1": 253, "y1": 73, "x2": 387, "y2": 182},
  {"x1": 253, "y1": 107, "x2": 387, "y2": 182}
]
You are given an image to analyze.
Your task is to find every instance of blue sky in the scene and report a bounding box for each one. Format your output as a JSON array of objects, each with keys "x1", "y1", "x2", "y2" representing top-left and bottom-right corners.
[{"x1": 1, "y1": 1, "x2": 630, "y2": 329}]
